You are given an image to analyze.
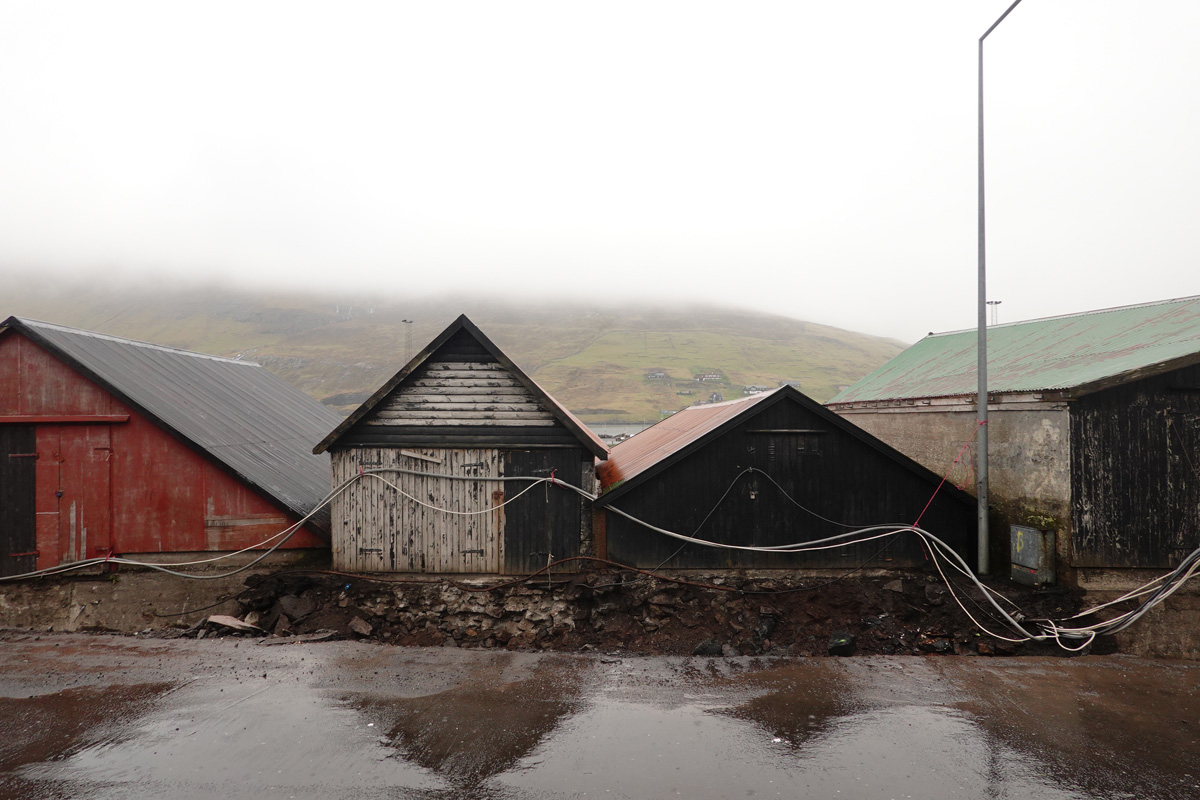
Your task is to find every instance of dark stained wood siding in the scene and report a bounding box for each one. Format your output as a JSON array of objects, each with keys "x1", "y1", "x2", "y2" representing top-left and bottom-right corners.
[
  {"x1": 328, "y1": 325, "x2": 601, "y2": 574},
  {"x1": 502, "y1": 449, "x2": 590, "y2": 573},
  {"x1": 1071, "y1": 364, "x2": 1200, "y2": 568},
  {"x1": 0, "y1": 425, "x2": 37, "y2": 577},
  {"x1": 338, "y1": 329, "x2": 581, "y2": 449},
  {"x1": 603, "y1": 397, "x2": 975, "y2": 569}
]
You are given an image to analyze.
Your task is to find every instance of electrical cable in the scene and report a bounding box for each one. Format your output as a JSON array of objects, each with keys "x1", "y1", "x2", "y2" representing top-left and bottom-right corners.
[{"x1": 6, "y1": 460, "x2": 1198, "y2": 651}]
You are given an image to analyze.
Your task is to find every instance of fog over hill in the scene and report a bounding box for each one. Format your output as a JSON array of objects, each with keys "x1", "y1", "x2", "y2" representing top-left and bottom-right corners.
[{"x1": 4, "y1": 279, "x2": 906, "y2": 423}]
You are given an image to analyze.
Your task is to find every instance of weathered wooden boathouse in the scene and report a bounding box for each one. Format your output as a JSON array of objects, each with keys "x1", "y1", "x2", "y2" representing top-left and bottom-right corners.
[
  {"x1": 0, "y1": 317, "x2": 340, "y2": 577},
  {"x1": 594, "y1": 385, "x2": 975, "y2": 569},
  {"x1": 827, "y1": 295, "x2": 1200, "y2": 583},
  {"x1": 314, "y1": 315, "x2": 608, "y2": 574}
]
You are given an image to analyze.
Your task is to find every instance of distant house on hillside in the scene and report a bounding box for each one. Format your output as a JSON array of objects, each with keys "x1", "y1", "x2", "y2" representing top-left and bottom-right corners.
[
  {"x1": 595, "y1": 386, "x2": 975, "y2": 570},
  {"x1": 0, "y1": 317, "x2": 338, "y2": 577},
  {"x1": 315, "y1": 315, "x2": 608, "y2": 574},
  {"x1": 645, "y1": 370, "x2": 668, "y2": 380},
  {"x1": 827, "y1": 296, "x2": 1200, "y2": 583},
  {"x1": 695, "y1": 372, "x2": 722, "y2": 382}
]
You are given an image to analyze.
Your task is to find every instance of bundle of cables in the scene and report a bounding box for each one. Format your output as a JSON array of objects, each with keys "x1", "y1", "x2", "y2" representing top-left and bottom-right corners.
[{"x1": 3, "y1": 465, "x2": 1197, "y2": 653}]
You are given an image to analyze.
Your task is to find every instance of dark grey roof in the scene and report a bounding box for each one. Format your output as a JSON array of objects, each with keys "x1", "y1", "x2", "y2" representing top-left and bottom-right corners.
[{"x1": 3, "y1": 317, "x2": 342, "y2": 534}]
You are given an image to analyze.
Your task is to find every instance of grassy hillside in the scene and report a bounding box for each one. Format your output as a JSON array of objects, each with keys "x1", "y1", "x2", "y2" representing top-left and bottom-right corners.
[{"x1": 2, "y1": 279, "x2": 905, "y2": 422}]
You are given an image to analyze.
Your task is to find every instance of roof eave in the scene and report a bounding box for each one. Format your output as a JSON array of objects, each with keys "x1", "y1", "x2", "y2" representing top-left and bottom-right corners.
[
  {"x1": 315, "y1": 314, "x2": 609, "y2": 459},
  {"x1": 6, "y1": 317, "x2": 330, "y2": 534},
  {"x1": 1067, "y1": 351, "x2": 1200, "y2": 398},
  {"x1": 595, "y1": 390, "x2": 783, "y2": 506}
]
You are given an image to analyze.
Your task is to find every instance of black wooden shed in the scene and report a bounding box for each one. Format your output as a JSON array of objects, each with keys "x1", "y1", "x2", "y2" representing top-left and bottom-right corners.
[
  {"x1": 314, "y1": 315, "x2": 608, "y2": 574},
  {"x1": 594, "y1": 386, "x2": 975, "y2": 569}
]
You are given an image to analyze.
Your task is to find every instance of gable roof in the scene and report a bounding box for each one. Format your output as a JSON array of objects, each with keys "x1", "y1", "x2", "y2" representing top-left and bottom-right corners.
[
  {"x1": 314, "y1": 314, "x2": 608, "y2": 458},
  {"x1": 830, "y1": 295, "x2": 1200, "y2": 404},
  {"x1": 595, "y1": 385, "x2": 964, "y2": 505},
  {"x1": 596, "y1": 392, "x2": 772, "y2": 498},
  {"x1": 1, "y1": 317, "x2": 342, "y2": 533}
]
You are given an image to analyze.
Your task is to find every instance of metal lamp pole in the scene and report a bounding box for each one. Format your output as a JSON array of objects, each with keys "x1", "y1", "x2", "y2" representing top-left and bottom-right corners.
[{"x1": 978, "y1": 0, "x2": 1024, "y2": 574}]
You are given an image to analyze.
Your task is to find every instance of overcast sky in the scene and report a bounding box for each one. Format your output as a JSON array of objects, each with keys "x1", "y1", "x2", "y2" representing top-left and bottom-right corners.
[{"x1": 2, "y1": 1, "x2": 1197, "y2": 342}]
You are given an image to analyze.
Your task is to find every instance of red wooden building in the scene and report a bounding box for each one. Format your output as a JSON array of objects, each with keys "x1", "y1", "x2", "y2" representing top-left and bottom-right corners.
[{"x1": 0, "y1": 317, "x2": 342, "y2": 576}]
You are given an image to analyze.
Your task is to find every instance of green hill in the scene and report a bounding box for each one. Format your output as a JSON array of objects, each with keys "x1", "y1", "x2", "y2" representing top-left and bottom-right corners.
[{"x1": 3, "y1": 279, "x2": 905, "y2": 423}]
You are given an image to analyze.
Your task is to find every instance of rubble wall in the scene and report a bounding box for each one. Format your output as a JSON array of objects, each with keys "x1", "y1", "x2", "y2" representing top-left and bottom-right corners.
[{"x1": 2, "y1": 566, "x2": 1195, "y2": 659}]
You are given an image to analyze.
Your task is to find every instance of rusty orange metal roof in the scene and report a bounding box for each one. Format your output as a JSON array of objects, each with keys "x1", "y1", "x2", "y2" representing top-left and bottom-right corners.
[{"x1": 596, "y1": 391, "x2": 774, "y2": 495}]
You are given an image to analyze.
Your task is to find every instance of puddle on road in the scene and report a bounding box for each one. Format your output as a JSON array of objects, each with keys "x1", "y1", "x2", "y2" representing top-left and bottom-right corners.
[
  {"x1": 709, "y1": 661, "x2": 856, "y2": 747},
  {"x1": 948, "y1": 660, "x2": 1200, "y2": 800},
  {"x1": 0, "y1": 682, "x2": 177, "y2": 799},
  {"x1": 3, "y1": 648, "x2": 1197, "y2": 800},
  {"x1": 348, "y1": 656, "x2": 587, "y2": 790},
  {"x1": 7, "y1": 677, "x2": 444, "y2": 800},
  {"x1": 497, "y1": 673, "x2": 1098, "y2": 800},
  {"x1": 0, "y1": 682, "x2": 175, "y2": 772}
]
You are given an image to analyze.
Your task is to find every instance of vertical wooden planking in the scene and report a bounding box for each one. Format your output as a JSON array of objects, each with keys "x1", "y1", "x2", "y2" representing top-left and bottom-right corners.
[
  {"x1": 1071, "y1": 365, "x2": 1200, "y2": 568},
  {"x1": 603, "y1": 396, "x2": 975, "y2": 569},
  {"x1": 331, "y1": 444, "x2": 509, "y2": 573}
]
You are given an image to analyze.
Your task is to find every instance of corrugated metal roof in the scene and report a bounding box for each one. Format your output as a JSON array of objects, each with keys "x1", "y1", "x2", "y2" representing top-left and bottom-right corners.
[
  {"x1": 4, "y1": 317, "x2": 342, "y2": 531},
  {"x1": 597, "y1": 391, "x2": 774, "y2": 494},
  {"x1": 829, "y1": 295, "x2": 1200, "y2": 404}
]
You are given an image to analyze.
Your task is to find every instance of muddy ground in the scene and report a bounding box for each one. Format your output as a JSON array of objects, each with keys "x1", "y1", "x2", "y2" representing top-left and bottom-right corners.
[
  {"x1": 0, "y1": 634, "x2": 1196, "y2": 799},
  {"x1": 206, "y1": 565, "x2": 1094, "y2": 657}
]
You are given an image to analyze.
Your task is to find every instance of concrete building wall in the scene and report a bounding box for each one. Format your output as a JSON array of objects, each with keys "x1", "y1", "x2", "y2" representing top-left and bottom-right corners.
[{"x1": 833, "y1": 404, "x2": 1073, "y2": 575}]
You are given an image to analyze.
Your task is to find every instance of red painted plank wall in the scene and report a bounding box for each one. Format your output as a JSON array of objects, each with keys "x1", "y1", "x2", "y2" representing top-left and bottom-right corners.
[{"x1": 1, "y1": 334, "x2": 325, "y2": 571}]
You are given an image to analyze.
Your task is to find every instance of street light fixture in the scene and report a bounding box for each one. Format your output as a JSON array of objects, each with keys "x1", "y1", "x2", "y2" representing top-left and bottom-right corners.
[{"x1": 978, "y1": 0, "x2": 1025, "y2": 575}]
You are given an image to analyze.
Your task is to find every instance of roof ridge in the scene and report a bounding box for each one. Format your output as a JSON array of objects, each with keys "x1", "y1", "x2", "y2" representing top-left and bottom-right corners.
[
  {"x1": 17, "y1": 318, "x2": 259, "y2": 365},
  {"x1": 928, "y1": 294, "x2": 1200, "y2": 338}
]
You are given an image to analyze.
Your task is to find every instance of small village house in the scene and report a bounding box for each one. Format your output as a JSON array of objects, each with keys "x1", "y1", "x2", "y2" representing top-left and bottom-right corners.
[
  {"x1": 314, "y1": 315, "x2": 608, "y2": 574},
  {"x1": 0, "y1": 317, "x2": 339, "y2": 576},
  {"x1": 826, "y1": 296, "x2": 1200, "y2": 584},
  {"x1": 594, "y1": 386, "x2": 975, "y2": 569}
]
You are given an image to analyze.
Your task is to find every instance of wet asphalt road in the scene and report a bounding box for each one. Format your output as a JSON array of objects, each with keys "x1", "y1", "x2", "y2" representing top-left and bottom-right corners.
[{"x1": 0, "y1": 634, "x2": 1197, "y2": 800}]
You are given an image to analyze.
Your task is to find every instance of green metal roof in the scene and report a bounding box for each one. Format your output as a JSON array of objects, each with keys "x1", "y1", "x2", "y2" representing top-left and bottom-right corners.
[{"x1": 829, "y1": 296, "x2": 1200, "y2": 404}]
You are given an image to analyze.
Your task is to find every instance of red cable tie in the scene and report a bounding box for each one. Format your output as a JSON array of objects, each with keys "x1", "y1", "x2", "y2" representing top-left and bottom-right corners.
[
  {"x1": 104, "y1": 549, "x2": 113, "y2": 563},
  {"x1": 549, "y1": 468, "x2": 558, "y2": 486}
]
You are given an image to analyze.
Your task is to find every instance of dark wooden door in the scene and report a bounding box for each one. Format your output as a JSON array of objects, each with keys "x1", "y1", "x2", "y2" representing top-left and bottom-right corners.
[
  {"x1": 1167, "y1": 411, "x2": 1200, "y2": 563},
  {"x1": 502, "y1": 449, "x2": 585, "y2": 574},
  {"x1": 1, "y1": 426, "x2": 37, "y2": 577}
]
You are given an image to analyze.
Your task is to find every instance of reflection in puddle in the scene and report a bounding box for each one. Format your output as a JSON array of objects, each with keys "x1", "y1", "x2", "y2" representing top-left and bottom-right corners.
[
  {"x1": 0, "y1": 683, "x2": 175, "y2": 773},
  {"x1": 10, "y1": 678, "x2": 442, "y2": 799},
  {"x1": 348, "y1": 657, "x2": 586, "y2": 789},
  {"x1": 500, "y1": 685, "x2": 1093, "y2": 799},
  {"x1": 3, "y1": 647, "x2": 1194, "y2": 800},
  {"x1": 950, "y1": 662, "x2": 1200, "y2": 800},
  {"x1": 713, "y1": 662, "x2": 853, "y2": 748}
]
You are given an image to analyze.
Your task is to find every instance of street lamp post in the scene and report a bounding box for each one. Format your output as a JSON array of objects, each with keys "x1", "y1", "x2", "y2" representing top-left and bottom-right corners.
[
  {"x1": 978, "y1": 0, "x2": 1024, "y2": 575},
  {"x1": 401, "y1": 319, "x2": 414, "y2": 363}
]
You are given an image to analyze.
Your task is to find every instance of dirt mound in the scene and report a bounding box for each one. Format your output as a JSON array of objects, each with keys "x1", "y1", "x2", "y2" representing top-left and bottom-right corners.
[{"x1": 219, "y1": 567, "x2": 1093, "y2": 657}]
